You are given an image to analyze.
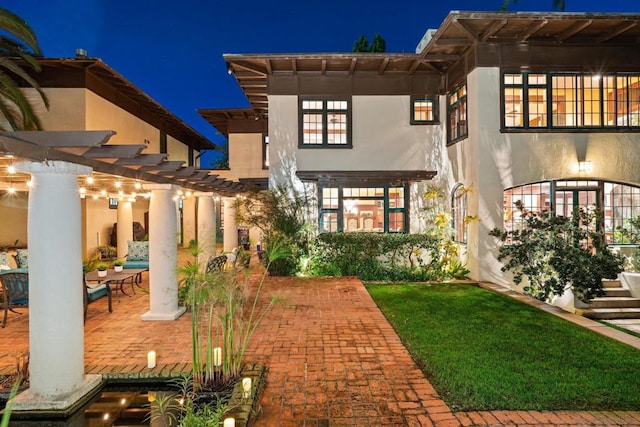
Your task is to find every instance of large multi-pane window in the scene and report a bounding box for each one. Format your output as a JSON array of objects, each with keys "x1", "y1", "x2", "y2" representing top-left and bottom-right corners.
[
  {"x1": 319, "y1": 186, "x2": 407, "y2": 233},
  {"x1": 503, "y1": 180, "x2": 640, "y2": 244},
  {"x1": 448, "y1": 83, "x2": 467, "y2": 143},
  {"x1": 300, "y1": 99, "x2": 351, "y2": 147},
  {"x1": 451, "y1": 184, "x2": 468, "y2": 243},
  {"x1": 411, "y1": 97, "x2": 438, "y2": 124},
  {"x1": 503, "y1": 72, "x2": 640, "y2": 130}
]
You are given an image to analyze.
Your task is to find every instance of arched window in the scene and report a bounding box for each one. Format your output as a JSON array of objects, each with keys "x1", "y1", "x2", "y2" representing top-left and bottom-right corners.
[
  {"x1": 503, "y1": 180, "x2": 640, "y2": 244},
  {"x1": 451, "y1": 184, "x2": 468, "y2": 243}
]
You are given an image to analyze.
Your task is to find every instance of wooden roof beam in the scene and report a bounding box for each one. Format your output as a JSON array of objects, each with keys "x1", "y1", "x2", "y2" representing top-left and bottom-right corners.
[
  {"x1": 481, "y1": 19, "x2": 508, "y2": 42},
  {"x1": 378, "y1": 58, "x2": 390, "y2": 75},
  {"x1": 557, "y1": 19, "x2": 593, "y2": 42},
  {"x1": 83, "y1": 144, "x2": 146, "y2": 158},
  {"x1": 453, "y1": 19, "x2": 479, "y2": 42},
  {"x1": 519, "y1": 19, "x2": 548, "y2": 41},
  {"x1": 113, "y1": 153, "x2": 167, "y2": 166},
  {"x1": 598, "y1": 21, "x2": 638, "y2": 42}
]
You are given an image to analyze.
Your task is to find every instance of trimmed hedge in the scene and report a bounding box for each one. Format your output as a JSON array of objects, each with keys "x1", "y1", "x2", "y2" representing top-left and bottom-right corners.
[{"x1": 308, "y1": 233, "x2": 465, "y2": 281}]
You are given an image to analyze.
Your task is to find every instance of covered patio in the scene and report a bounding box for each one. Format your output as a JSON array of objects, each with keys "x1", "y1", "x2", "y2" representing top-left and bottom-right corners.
[{"x1": 0, "y1": 130, "x2": 246, "y2": 410}]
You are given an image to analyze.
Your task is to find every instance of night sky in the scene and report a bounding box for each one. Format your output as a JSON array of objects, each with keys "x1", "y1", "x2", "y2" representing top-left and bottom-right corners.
[{"x1": 4, "y1": 0, "x2": 640, "y2": 164}]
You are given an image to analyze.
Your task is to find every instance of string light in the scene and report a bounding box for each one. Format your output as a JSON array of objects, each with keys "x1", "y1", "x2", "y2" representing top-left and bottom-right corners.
[
  {"x1": 7, "y1": 165, "x2": 15, "y2": 174},
  {"x1": 86, "y1": 176, "x2": 94, "y2": 185}
]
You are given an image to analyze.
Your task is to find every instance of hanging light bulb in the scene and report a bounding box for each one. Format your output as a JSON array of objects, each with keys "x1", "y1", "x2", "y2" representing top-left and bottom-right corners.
[
  {"x1": 86, "y1": 176, "x2": 94, "y2": 185},
  {"x1": 7, "y1": 185, "x2": 15, "y2": 194},
  {"x1": 26, "y1": 180, "x2": 32, "y2": 188},
  {"x1": 115, "y1": 181, "x2": 122, "y2": 188},
  {"x1": 100, "y1": 189, "x2": 107, "y2": 196},
  {"x1": 135, "y1": 182, "x2": 142, "y2": 189},
  {"x1": 7, "y1": 165, "x2": 15, "y2": 174}
]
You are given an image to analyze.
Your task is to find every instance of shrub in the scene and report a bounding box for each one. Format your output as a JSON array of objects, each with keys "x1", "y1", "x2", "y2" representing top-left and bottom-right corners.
[
  {"x1": 489, "y1": 202, "x2": 624, "y2": 303},
  {"x1": 308, "y1": 233, "x2": 468, "y2": 281}
]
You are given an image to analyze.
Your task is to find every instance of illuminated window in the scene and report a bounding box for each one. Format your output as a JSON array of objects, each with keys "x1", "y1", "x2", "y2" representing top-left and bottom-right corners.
[
  {"x1": 319, "y1": 186, "x2": 407, "y2": 233},
  {"x1": 448, "y1": 83, "x2": 467, "y2": 144},
  {"x1": 411, "y1": 97, "x2": 438, "y2": 124},
  {"x1": 262, "y1": 135, "x2": 269, "y2": 169},
  {"x1": 451, "y1": 184, "x2": 468, "y2": 243},
  {"x1": 503, "y1": 71, "x2": 640, "y2": 130},
  {"x1": 299, "y1": 99, "x2": 351, "y2": 147},
  {"x1": 503, "y1": 180, "x2": 640, "y2": 244}
]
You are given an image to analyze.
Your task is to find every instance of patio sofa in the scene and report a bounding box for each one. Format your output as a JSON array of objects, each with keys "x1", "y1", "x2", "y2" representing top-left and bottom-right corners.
[{"x1": 123, "y1": 240, "x2": 149, "y2": 270}]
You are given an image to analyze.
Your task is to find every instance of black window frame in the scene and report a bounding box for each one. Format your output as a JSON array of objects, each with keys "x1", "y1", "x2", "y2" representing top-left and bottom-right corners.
[
  {"x1": 318, "y1": 184, "x2": 408, "y2": 233},
  {"x1": 501, "y1": 71, "x2": 640, "y2": 131},
  {"x1": 410, "y1": 97, "x2": 439, "y2": 125},
  {"x1": 298, "y1": 98, "x2": 352, "y2": 148},
  {"x1": 447, "y1": 82, "x2": 468, "y2": 145}
]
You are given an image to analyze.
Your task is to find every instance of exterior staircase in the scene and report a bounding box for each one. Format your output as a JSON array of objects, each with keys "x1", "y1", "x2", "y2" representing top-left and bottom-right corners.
[{"x1": 582, "y1": 279, "x2": 640, "y2": 319}]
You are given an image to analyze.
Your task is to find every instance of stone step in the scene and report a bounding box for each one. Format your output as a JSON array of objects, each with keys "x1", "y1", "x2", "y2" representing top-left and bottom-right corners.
[
  {"x1": 602, "y1": 279, "x2": 621, "y2": 288},
  {"x1": 603, "y1": 287, "x2": 632, "y2": 298},
  {"x1": 589, "y1": 297, "x2": 640, "y2": 309},
  {"x1": 582, "y1": 307, "x2": 640, "y2": 320}
]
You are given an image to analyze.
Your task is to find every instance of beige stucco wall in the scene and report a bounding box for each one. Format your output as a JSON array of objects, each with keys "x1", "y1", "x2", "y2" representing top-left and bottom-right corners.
[
  {"x1": 457, "y1": 67, "x2": 640, "y2": 284},
  {"x1": 227, "y1": 133, "x2": 267, "y2": 182},
  {"x1": 0, "y1": 193, "x2": 29, "y2": 249},
  {"x1": 27, "y1": 88, "x2": 86, "y2": 131},
  {"x1": 168, "y1": 134, "x2": 189, "y2": 164}
]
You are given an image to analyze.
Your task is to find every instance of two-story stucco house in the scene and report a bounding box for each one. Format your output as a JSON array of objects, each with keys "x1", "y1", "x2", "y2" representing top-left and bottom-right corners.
[{"x1": 205, "y1": 11, "x2": 640, "y2": 306}]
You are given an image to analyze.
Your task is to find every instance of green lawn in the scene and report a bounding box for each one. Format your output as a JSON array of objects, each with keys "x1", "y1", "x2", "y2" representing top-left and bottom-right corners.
[{"x1": 366, "y1": 283, "x2": 640, "y2": 411}]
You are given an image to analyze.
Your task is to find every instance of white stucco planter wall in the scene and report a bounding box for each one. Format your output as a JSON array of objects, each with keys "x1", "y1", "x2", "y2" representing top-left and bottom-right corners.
[{"x1": 620, "y1": 272, "x2": 640, "y2": 298}]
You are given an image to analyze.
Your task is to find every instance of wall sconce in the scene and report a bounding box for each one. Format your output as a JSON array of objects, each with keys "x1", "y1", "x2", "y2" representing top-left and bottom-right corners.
[{"x1": 578, "y1": 161, "x2": 592, "y2": 172}]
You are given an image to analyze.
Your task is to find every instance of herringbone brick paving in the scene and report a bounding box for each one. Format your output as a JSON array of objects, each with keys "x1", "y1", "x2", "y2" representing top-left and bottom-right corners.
[{"x1": 1, "y1": 269, "x2": 639, "y2": 426}]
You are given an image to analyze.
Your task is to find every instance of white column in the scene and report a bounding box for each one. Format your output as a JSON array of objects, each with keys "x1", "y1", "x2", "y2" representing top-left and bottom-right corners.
[
  {"x1": 141, "y1": 184, "x2": 185, "y2": 321},
  {"x1": 196, "y1": 193, "x2": 217, "y2": 265},
  {"x1": 223, "y1": 197, "x2": 238, "y2": 252},
  {"x1": 116, "y1": 200, "x2": 133, "y2": 259},
  {"x1": 181, "y1": 196, "x2": 196, "y2": 248},
  {"x1": 12, "y1": 160, "x2": 102, "y2": 410}
]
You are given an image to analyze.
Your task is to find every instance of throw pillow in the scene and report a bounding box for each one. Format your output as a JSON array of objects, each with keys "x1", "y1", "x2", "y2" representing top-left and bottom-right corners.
[
  {"x1": 0, "y1": 252, "x2": 9, "y2": 267},
  {"x1": 127, "y1": 241, "x2": 149, "y2": 261},
  {"x1": 15, "y1": 249, "x2": 28, "y2": 268}
]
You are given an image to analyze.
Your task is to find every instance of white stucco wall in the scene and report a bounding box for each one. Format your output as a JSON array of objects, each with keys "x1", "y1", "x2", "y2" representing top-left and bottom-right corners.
[{"x1": 457, "y1": 67, "x2": 640, "y2": 283}]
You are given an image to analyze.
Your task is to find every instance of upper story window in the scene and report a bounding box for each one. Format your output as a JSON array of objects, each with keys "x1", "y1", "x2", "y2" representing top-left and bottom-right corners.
[
  {"x1": 448, "y1": 83, "x2": 467, "y2": 144},
  {"x1": 411, "y1": 97, "x2": 438, "y2": 124},
  {"x1": 299, "y1": 99, "x2": 351, "y2": 148},
  {"x1": 503, "y1": 71, "x2": 640, "y2": 130}
]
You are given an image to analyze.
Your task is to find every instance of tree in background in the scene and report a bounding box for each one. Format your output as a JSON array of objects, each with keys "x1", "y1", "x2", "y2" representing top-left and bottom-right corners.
[
  {"x1": 352, "y1": 33, "x2": 387, "y2": 52},
  {"x1": 500, "y1": 0, "x2": 565, "y2": 12},
  {"x1": 0, "y1": 7, "x2": 48, "y2": 130}
]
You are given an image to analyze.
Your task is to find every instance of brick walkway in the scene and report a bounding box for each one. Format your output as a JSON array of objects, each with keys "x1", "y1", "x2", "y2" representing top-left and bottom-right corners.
[{"x1": 1, "y1": 271, "x2": 640, "y2": 426}]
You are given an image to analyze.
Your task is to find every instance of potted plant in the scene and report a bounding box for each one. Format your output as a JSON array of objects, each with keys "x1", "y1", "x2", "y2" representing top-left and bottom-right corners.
[
  {"x1": 113, "y1": 259, "x2": 124, "y2": 272},
  {"x1": 97, "y1": 263, "x2": 108, "y2": 278}
]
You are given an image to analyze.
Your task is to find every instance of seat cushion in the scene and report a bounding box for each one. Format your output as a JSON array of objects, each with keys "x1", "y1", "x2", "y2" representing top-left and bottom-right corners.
[
  {"x1": 127, "y1": 241, "x2": 149, "y2": 261},
  {"x1": 123, "y1": 260, "x2": 149, "y2": 269},
  {"x1": 86, "y1": 284, "x2": 108, "y2": 302}
]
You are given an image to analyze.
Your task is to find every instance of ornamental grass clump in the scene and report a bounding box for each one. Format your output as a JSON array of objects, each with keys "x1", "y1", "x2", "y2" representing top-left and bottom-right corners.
[{"x1": 178, "y1": 241, "x2": 286, "y2": 392}]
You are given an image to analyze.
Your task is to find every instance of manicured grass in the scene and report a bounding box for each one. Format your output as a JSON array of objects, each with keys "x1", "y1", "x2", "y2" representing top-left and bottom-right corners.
[{"x1": 366, "y1": 283, "x2": 640, "y2": 411}]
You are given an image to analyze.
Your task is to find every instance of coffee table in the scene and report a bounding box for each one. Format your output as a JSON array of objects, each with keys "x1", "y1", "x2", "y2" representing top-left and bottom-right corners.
[{"x1": 85, "y1": 268, "x2": 147, "y2": 296}]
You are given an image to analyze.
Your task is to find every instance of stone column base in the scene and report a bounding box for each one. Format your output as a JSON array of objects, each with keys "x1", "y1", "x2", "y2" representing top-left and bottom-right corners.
[{"x1": 141, "y1": 306, "x2": 186, "y2": 321}]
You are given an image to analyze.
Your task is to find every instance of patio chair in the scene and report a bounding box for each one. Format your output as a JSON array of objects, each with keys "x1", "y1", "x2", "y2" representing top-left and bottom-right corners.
[
  {"x1": 205, "y1": 254, "x2": 227, "y2": 274},
  {"x1": 84, "y1": 270, "x2": 113, "y2": 323},
  {"x1": 0, "y1": 271, "x2": 29, "y2": 328}
]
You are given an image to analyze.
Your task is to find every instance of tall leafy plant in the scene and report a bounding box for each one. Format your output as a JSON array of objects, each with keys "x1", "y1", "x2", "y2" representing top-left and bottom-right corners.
[
  {"x1": 178, "y1": 243, "x2": 285, "y2": 391},
  {"x1": 235, "y1": 184, "x2": 315, "y2": 276},
  {"x1": 489, "y1": 202, "x2": 624, "y2": 303}
]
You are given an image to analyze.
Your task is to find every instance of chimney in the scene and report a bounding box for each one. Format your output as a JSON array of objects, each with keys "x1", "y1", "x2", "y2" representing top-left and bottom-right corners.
[{"x1": 75, "y1": 48, "x2": 88, "y2": 59}]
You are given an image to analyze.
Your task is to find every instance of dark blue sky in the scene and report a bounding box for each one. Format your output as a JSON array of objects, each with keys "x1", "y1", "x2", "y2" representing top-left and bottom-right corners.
[{"x1": 4, "y1": 0, "x2": 640, "y2": 154}]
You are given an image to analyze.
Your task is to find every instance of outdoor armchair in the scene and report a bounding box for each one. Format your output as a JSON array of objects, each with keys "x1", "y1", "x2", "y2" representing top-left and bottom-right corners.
[
  {"x1": 0, "y1": 270, "x2": 29, "y2": 328},
  {"x1": 205, "y1": 254, "x2": 227, "y2": 274},
  {"x1": 83, "y1": 271, "x2": 112, "y2": 323}
]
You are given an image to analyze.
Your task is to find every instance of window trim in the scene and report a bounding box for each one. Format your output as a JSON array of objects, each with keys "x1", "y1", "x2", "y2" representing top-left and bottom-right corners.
[
  {"x1": 451, "y1": 184, "x2": 468, "y2": 244},
  {"x1": 262, "y1": 134, "x2": 269, "y2": 170},
  {"x1": 318, "y1": 184, "x2": 408, "y2": 233},
  {"x1": 410, "y1": 97, "x2": 439, "y2": 125},
  {"x1": 501, "y1": 71, "x2": 640, "y2": 131},
  {"x1": 447, "y1": 82, "x2": 468, "y2": 145},
  {"x1": 298, "y1": 97, "x2": 352, "y2": 149}
]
